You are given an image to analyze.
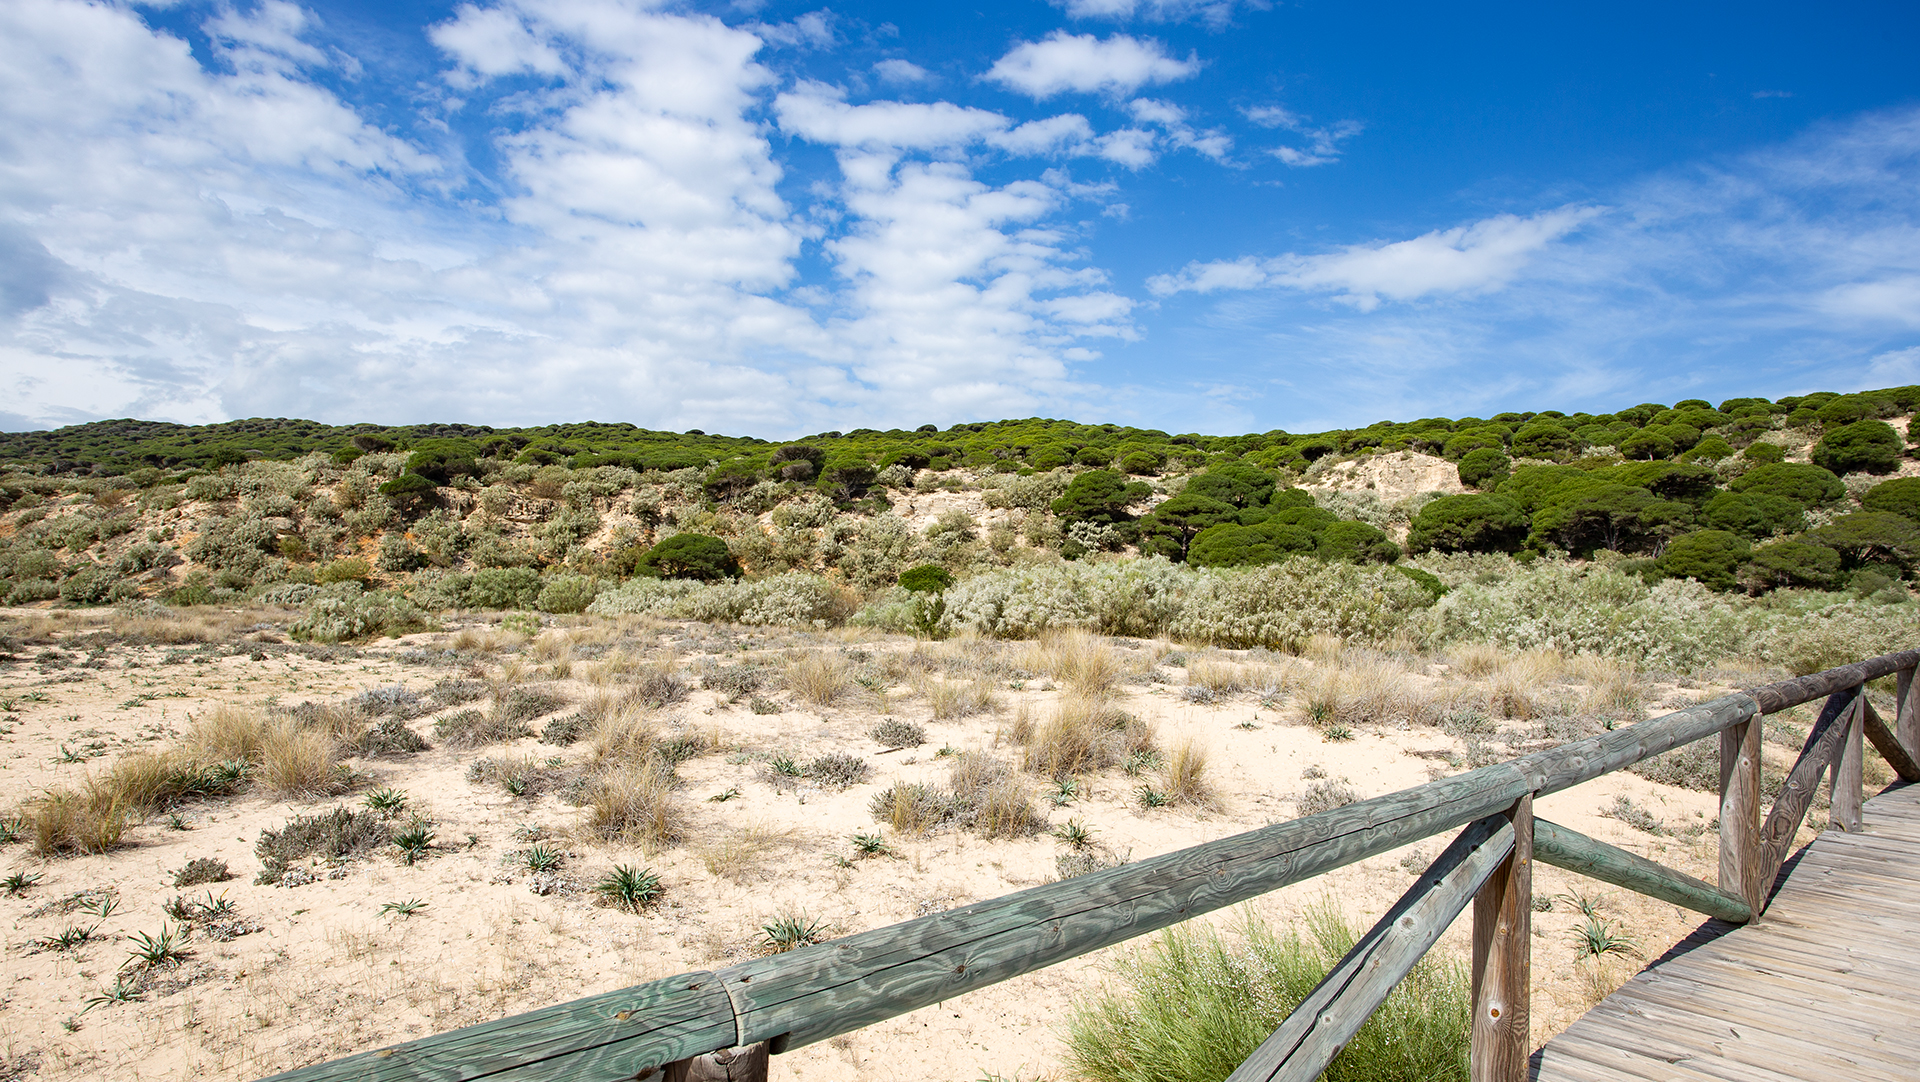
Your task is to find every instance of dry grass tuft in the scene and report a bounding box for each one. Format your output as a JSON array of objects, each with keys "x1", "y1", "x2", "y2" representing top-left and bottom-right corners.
[
  {"x1": 948, "y1": 752, "x2": 1044, "y2": 838},
  {"x1": 184, "y1": 705, "x2": 266, "y2": 764},
  {"x1": 1447, "y1": 642, "x2": 1505, "y2": 678},
  {"x1": 259, "y1": 720, "x2": 350, "y2": 797},
  {"x1": 1021, "y1": 629, "x2": 1123, "y2": 694},
  {"x1": 1302, "y1": 656, "x2": 1435, "y2": 728},
  {"x1": 917, "y1": 674, "x2": 1000, "y2": 719},
  {"x1": 784, "y1": 651, "x2": 850, "y2": 707},
  {"x1": 1568, "y1": 655, "x2": 1645, "y2": 718},
  {"x1": 1186, "y1": 657, "x2": 1255, "y2": 694},
  {"x1": 1301, "y1": 634, "x2": 1345, "y2": 664},
  {"x1": 582, "y1": 760, "x2": 684, "y2": 847},
  {"x1": 1162, "y1": 737, "x2": 1217, "y2": 810},
  {"x1": 589, "y1": 704, "x2": 660, "y2": 765},
  {"x1": 696, "y1": 823, "x2": 795, "y2": 882},
  {"x1": 1016, "y1": 693, "x2": 1156, "y2": 779},
  {"x1": 23, "y1": 786, "x2": 129, "y2": 855},
  {"x1": 869, "y1": 782, "x2": 954, "y2": 835}
]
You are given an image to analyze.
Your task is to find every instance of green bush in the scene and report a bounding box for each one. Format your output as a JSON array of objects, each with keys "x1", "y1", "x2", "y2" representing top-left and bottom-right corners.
[
  {"x1": 1510, "y1": 420, "x2": 1579, "y2": 460},
  {"x1": 1316, "y1": 520, "x2": 1401, "y2": 563},
  {"x1": 1742, "y1": 441, "x2": 1785, "y2": 464},
  {"x1": 1455, "y1": 448, "x2": 1509, "y2": 489},
  {"x1": 317, "y1": 557, "x2": 373, "y2": 586},
  {"x1": 1802, "y1": 512, "x2": 1920, "y2": 571},
  {"x1": 468, "y1": 567, "x2": 543, "y2": 609},
  {"x1": 1063, "y1": 906, "x2": 1468, "y2": 1082},
  {"x1": 1530, "y1": 484, "x2": 1691, "y2": 556},
  {"x1": 1730, "y1": 462, "x2": 1846, "y2": 506},
  {"x1": 1053, "y1": 469, "x2": 1150, "y2": 525},
  {"x1": 1679, "y1": 435, "x2": 1734, "y2": 462},
  {"x1": 897, "y1": 564, "x2": 954, "y2": 593},
  {"x1": 632, "y1": 533, "x2": 740, "y2": 581},
  {"x1": 1619, "y1": 429, "x2": 1675, "y2": 460},
  {"x1": 1406, "y1": 494, "x2": 1528, "y2": 554},
  {"x1": 1863, "y1": 477, "x2": 1920, "y2": 524},
  {"x1": 1702, "y1": 490, "x2": 1804, "y2": 539},
  {"x1": 1657, "y1": 530, "x2": 1751, "y2": 591},
  {"x1": 1740, "y1": 540, "x2": 1843, "y2": 591},
  {"x1": 536, "y1": 573, "x2": 599, "y2": 614},
  {"x1": 1812, "y1": 419, "x2": 1903, "y2": 475}
]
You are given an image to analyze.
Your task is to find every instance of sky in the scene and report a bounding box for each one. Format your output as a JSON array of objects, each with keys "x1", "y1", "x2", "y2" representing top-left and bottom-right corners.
[{"x1": 1, "y1": 0, "x2": 1917, "y2": 438}]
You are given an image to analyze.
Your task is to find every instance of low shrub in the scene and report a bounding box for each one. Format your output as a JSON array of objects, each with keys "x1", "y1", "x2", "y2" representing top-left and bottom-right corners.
[
  {"x1": 255, "y1": 808, "x2": 391, "y2": 883},
  {"x1": 868, "y1": 782, "x2": 955, "y2": 835},
  {"x1": 433, "y1": 709, "x2": 531, "y2": 748}
]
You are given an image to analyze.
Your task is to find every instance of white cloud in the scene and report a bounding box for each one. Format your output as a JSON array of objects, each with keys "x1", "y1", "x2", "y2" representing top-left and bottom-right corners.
[
  {"x1": 1245, "y1": 103, "x2": 1361, "y2": 167},
  {"x1": 775, "y1": 83, "x2": 1011, "y2": 151},
  {"x1": 1059, "y1": 0, "x2": 1253, "y2": 26},
  {"x1": 1129, "y1": 97, "x2": 1231, "y2": 161},
  {"x1": 1820, "y1": 276, "x2": 1920, "y2": 327},
  {"x1": 749, "y1": 10, "x2": 835, "y2": 49},
  {"x1": 1147, "y1": 206, "x2": 1601, "y2": 307},
  {"x1": 0, "y1": 0, "x2": 1141, "y2": 433},
  {"x1": 873, "y1": 58, "x2": 930, "y2": 84},
  {"x1": 430, "y1": 3, "x2": 566, "y2": 84},
  {"x1": 1095, "y1": 128, "x2": 1158, "y2": 168},
  {"x1": 988, "y1": 114, "x2": 1096, "y2": 155},
  {"x1": 985, "y1": 32, "x2": 1196, "y2": 99}
]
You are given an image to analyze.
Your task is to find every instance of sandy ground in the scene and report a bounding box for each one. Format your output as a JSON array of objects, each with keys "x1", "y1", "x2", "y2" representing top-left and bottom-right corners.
[{"x1": 0, "y1": 611, "x2": 1834, "y2": 1082}]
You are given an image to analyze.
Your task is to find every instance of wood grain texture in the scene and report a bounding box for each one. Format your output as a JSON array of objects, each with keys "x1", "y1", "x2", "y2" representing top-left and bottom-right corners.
[
  {"x1": 1225, "y1": 816, "x2": 1513, "y2": 1082},
  {"x1": 1718, "y1": 715, "x2": 1763, "y2": 915},
  {"x1": 1860, "y1": 697, "x2": 1920, "y2": 781},
  {"x1": 1742, "y1": 650, "x2": 1920, "y2": 714},
  {"x1": 1831, "y1": 694, "x2": 1863, "y2": 832},
  {"x1": 1898, "y1": 666, "x2": 1918, "y2": 756},
  {"x1": 250, "y1": 971, "x2": 737, "y2": 1082},
  {"x1": 1533, "y1": 818, "x2": 1750, "y2": 923},
  {"x1": 1533, "y1": 781, "x2": 1920, "y2": 1082},
  {"x1": 1471, "y1": 794, "x2": 1531, "y2": 1082},
  {"x1": 1756, "y1": 688, "x2": 1858, "y2": 891}
]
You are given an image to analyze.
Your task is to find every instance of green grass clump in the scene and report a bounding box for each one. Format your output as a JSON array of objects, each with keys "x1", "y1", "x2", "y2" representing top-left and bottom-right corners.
[{"x1": 1063, "y1": 905, "x2": 1469, "y2": 1082}]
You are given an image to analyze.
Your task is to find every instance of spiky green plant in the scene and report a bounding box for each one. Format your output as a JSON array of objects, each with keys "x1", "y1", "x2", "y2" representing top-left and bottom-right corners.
[
  {"x1": 759, "y1": 913, "x2": 826, "y2": 953},
  {"x1": 595, "y1": 865, "x2": 663, "y2": 912},
  {"x1": 381, "y1": 899, "x2": 429, "y2": 918}
]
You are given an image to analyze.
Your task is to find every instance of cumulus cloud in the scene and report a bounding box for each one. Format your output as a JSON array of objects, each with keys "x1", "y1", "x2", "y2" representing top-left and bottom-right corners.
[
  {"x1": 776, "y1": 82, "x2": 1011, "y2": 150},
  {"x1": 986, "y1": 32, "x2": 1197, "y2": 99},
  {"x1": 1149, "y1": 207, "x2": 1601, "y2": 308},
  {"x1": 873, "y1": 58, "x2": 930, "y2": 84},
  {"x1": 0, "y1": 0, "x2": 1144, "y2": 433}
]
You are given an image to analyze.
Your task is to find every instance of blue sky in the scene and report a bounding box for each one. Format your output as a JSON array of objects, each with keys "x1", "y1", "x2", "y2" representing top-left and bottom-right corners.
[{"x1": 1, "y1": 0, "x2": 1916, "y2": 437}]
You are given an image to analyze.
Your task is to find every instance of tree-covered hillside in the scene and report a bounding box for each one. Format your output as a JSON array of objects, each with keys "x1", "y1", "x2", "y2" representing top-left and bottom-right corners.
[{"x1": 2, "y1": 385, "x2": 1919, "y2": 653}]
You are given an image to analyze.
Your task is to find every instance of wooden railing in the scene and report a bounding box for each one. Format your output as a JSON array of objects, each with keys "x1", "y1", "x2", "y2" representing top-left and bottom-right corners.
[{"x1": 258, "y1": 649, "x2": 1920, "y2": 1082}]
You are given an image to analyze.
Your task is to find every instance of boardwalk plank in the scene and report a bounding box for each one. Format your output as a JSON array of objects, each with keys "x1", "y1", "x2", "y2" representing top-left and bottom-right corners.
[{"x1": 1532, "y1": 784, "x2": 1920, "y2": 1082}]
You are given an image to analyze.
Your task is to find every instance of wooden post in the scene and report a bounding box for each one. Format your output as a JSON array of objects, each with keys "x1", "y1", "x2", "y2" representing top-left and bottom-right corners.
[
  {"x1": 1899, "y1": 666, "x2": 1918, "y2": 758},
  {"x1": 1831, "y1": 690, "x2": 1863, "y2": 833},
  {"x1": 1471, "y1": 793, "x2": 1532, "y2": 1082},
  {"x1": 1718, "y1": 714, "x2": 1764, "y2": 918}
]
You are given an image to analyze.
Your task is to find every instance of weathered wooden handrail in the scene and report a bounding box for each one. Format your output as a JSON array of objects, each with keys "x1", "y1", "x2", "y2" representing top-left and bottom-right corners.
[{"x1": 258, "y1": 649, "x2": 1920, "y2": 1082}]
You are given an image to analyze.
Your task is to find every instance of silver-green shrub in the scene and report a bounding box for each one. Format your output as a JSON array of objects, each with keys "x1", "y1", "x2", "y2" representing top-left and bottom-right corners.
[
  {"x1": 586, "y1": 577, "x2": 706, "y2": 616},
  {"x1": 536, "y1": 573, "x2": 600, "y2": 614},
  {"x1": 1172, "y1": 561, "x2": 1432, "y2": 649},
  {"x1": 942, "y1": 557, "x2": 1191, "y2": 638},
  {"x1": 291, "y1": 592, "x2": 430, "y2": 642},
  {"x1": 1419, "y1": 564, "x2": 1747, "y2": 672}
]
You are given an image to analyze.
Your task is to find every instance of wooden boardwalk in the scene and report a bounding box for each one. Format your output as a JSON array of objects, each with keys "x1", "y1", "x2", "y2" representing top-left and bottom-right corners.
[{"x1": 1531, "y1": 781, "x2": 1920, "y2": 1082}]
